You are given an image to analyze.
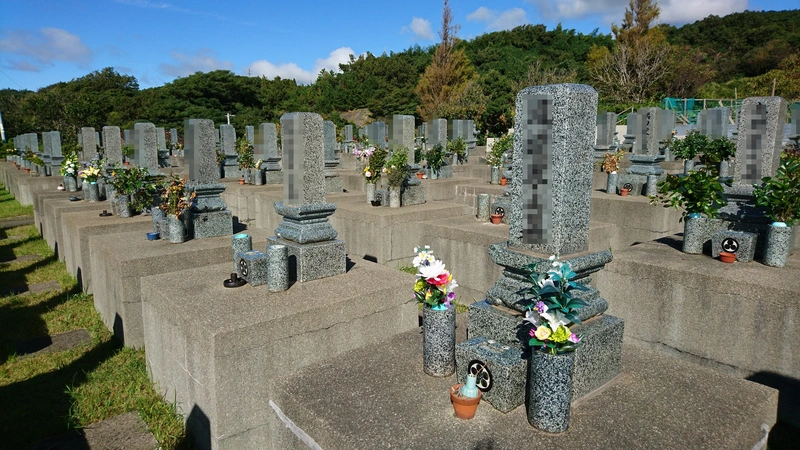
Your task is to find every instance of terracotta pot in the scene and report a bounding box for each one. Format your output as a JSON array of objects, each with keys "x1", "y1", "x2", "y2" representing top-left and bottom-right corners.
[
  {"x1": 450, "y1": 384, "x2": 482, "y2": 419},
  {"x1": 719, "y1": 251, "x2": 735, "y2": 263},
  {"x1": 499, "y1": 177, "x2": 507, "y2": 186},
  {"x1": 490, "y1": 213, "x2": 503, "y2": 224},
  {"x1": 24, "y1": 168, "x2": 30, "y2": 173},
  {"x1": 416, "y1": 172, "x2": 424, "y2": 180},
  {"x1": 620, "y1": 188, "x2": 630, "y2": 197},
  {"x1": 238, "y1": 179, "x2": 245, "y2": 185}
]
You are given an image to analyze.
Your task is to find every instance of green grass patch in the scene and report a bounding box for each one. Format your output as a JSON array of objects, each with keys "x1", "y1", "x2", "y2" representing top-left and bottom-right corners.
[
  {"x1": 0, "y1": 182, "x2": 33, "y2": 218},
  {"x1": 0, "y1": 188, "x2": 187, "y2": 449}
]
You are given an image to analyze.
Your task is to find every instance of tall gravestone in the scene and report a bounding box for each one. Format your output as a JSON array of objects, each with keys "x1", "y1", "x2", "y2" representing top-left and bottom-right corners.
[
  {"x1": 699, "y1": 108, "x2": 728, "y2": 139},
  {"x1": 344, "y1": 124, "x2": 354, "y2": 153},
  {"x1": 219, "y1": 124, "x2": 238, "y2": 178},
  {"x1": 267, "y1": 112, "x2": 346, "y2": 282},
  {"x1": 38, "y1": 132, "x2": 52, "y2": 176},
  {"x1": 390, "y1": 115, "x2": 424, "y2": 205},
  {"x1": 790, "y1": 103, "x2": 800, "y2": 140},
  {"x1": 461, "y1": 84, "x2": 623, "y2": 414},
  {"x1": 103, "y1": 126, "x2": 123, "y2": 166},
  {"x1": 123, "y1": 129, "x2": 131, "y2": 146},
  {"x1": 81, "y1": 127, "x2": 97, "y2": 160},
  {"x1": 323, "y1": 120, "x2": 342, "y2": 193},
  {"x1": 593, "y1": 112, "x2": 618, "y2": 168},
  {"x1": 48, "y1": 131, "x2": 63, "y2": 174},
  {"x1": 133, "y1": 123, "x2": 159, "y2": 172},
  {"x1": 256, "y1": 123, "x2": 282, "y2": 184},
  {"x1": 185, "y1": 119, "x2": 233, "y2": 238},
  {"x1": 366, "y1": 122, "x2": 386, "y2": 149},
  {"x1": 170, "y1": 128, "x2": 179, "y2": 146},
  {"x1": 156, "y1": 127, "x2": 167, "y2": 150},
  {"x1": 389, "y1": 114, "x2": 415, "y2": 151},
  {"x1": 426, "y1": 118, "x2": 447, "y2": 148},
  {"x1": 620, "y1": 108, "x2": 664, "y2": 195},
  {"x1": 245, "y1": 125, "x2": 255, "y2": 144}
]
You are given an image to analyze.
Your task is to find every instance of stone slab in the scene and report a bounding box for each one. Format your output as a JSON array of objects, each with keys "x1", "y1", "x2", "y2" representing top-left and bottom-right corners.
[
  {"x1": 31, "y1": 411, "x2": 158, "y2": 450},
  {"x1": 14, "y1": 328, "x2": 92, "y2": 359},
  {"x1": 89, "y1": 229, "x2": 268, "y2": 348},
  {"x1": 42, "y1": 197, "x2": 108, "y2": 258},
  {"x1": 140, "y1": 259, "x2": 418, "y2": 450},
  {"x1": 267, "y1": 329, "x2": 776, "y2": 450}
]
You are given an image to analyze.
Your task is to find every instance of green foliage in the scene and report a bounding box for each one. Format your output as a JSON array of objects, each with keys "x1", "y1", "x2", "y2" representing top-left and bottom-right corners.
[
  {"x1": 414, "y1": 146, "x2": 423, "y2": 164},
  {"x1": 384, "y1": 148, "x2": 409, "y2": 188},
  {"x1": 702, "y1": 136, "x2": 736, "y2": 166},
  {"x1": 669, "y1": 131, "x2": 735, "y2": 169},
  {"x1": 425, "y1": 144, "x2": 446, "y2": 171},
  {"x1": 447, "y1": 137, "x2": 467, "y2": 163},
  {"x1": 107, "y1": 165, "x2": 162, "y2": 213},
  {"x1": 650, "y1": 170, "x2": 726, "y2": 220},
  {"x1": 235, "y1": 136, "x2": 254, "y2": 170},
  {"x1": 669, "y1": 130, "x2": 706, "y2": 160},
  {"x1": 364, "y1": 146, "x2": 387, "y2": 184},
  {"x1": 486, "y1": 133, "x2": 512, "y2": 167},
  {"x1": 754, "y1": 154, "x2": 800, "y2": 225},
  {"x1": 121, "y1": 144, "x2": 134, "y2": 159}
]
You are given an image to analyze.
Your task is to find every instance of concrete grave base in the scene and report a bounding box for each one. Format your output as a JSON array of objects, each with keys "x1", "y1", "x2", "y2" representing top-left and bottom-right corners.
[
  {"x1": 266, "y1": 236, "x2": 346, "y2": 282},
  {"x1": 192, "y1": 210, "x2": 233, "y2": 239}
]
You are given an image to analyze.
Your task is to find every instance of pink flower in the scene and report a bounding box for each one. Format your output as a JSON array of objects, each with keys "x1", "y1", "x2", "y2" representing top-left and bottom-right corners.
[
  {"x1": 427, "y1": 271, "x2": 450, "y2": 286},
  {"x1": 568, "y1": 333, "x2": 581, "y2": 344}
]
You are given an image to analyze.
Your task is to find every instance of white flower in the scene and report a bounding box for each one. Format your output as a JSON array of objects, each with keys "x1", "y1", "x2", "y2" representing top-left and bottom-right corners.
[
  {"x1": 365, "y1": 170, "x2": 372, "y2": 178},
  {"x1": 418, "y1": 259, "x2": 446, "y2": 279}
]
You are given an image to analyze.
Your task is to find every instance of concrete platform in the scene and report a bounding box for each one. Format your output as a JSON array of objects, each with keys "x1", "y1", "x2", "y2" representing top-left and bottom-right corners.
[
  {"x1": 89, "y1": 228, "x2": 268, "y2": 348},
  {"x1": 0, "y1": 162, "x2": 61, "y2": 206},
  {"x1": 60, "y1": 210, "x2": 152, "y2": 292},
  {"x1": 589, "y1": 189, "x2": 684, "y2": 250},
  {"x1": 267, "y1": 329, "x2": 776, "y2": 450},
  {"x1": 41, "y1": 197, "x2": 108, "y2": 258},
  {"x1": 32, "y1": 189, "x2": 73, "y2": 236},
  {"x1": 596, "y1": 235, "x2": 800, "y2": 426},
  {"x1": 140, "y1": 259, "x2": 418, "y2": 450}
]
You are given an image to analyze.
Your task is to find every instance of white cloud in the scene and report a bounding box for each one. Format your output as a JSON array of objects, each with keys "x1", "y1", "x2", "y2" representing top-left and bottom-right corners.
[
  {"x1": 467, "y1": 7, "x2": 528, "y2": 31},
  {"x1": 159, "y1": 49, "x2": 233, "y2": 77},
  {"x1": 526, "y1": 0, "x2": 747, "y2": 27},
  {"x1": 0, "y1": 27, "x2": 92, "y2": 71},
  {"x1": 402, "y1": 17, "x2": 435, "y2": 41},
  {"x1": 248, "y1": 47, "x2": 355, "y2": 84}
]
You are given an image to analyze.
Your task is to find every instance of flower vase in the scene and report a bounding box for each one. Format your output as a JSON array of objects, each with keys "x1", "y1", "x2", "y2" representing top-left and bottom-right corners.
[
  {"x1": 151, "y1": 208, "x2": 166, "y2": 235},
  {"x1": 606, "y1": 171, "x2": 618, "y2": 194},
  {"x1": 683, "y1": 159, "x2": 694, "y2": 175},
  {"x1": 764, "y1": 222, "x2": 793, "y2": 267},
  {"x1": 117, "y1": 195, "x2": 132, "y2": 218},
  {"x1": 430, "y1": 168, "x2": 439, "y2": 180},
  {"x1": 97, "y1": 177, "x2": 106, "y2": 200},
  {"x1": 64, "y1": 176, "x2": 78, "y2": 192},
  {"x1": 366, "y1": 183, "x2": 376, "y2": 204},
  {"x1": 490, "y1": 166, "x2": 500, "y2": 184},
  {"x1": 527, "y1": 350, "x2": 575, "y2": 433},
  {"x1": 85, "y1": 181, "x2": 100, "y2": 202},
  {"x1": 105, "y1": 185, "x2": 118, "y2": 215},
  {"x1": 244, "y1": 168, "x2": 253, "y2": 184},
  {"x1": 254, "y1": 169, "x2": 265, "y2": 186},
  {"x1": 166, "y1": 214, "x2": 186, "y2": 244},
  {"x1": 81, "y1": 180, "x2": 89, "y2": 193},
  {"x1": 389, "y1": 187, "x2": 401, "y2": 208},
  {"x1": 422, "y1": 305, "x2": 455, "y2": 377}
]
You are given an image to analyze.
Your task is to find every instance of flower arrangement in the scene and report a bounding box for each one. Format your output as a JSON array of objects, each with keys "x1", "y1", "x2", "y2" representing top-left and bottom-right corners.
[
  {"x1": 412, "y1": 245, "x2": 458, "y2": 310},
  {"x1": 60, "y1": 153, "x2": 79, "y2": 177},
  {"x1": 107, "y1": 164, "x2": 161, "y2": 213},
  {"x1": 448, "y1": 137, "x2": 467, "y2": 164},
  {"x1": 754, "y1": 154, "x2": 800, "y2": 226},
  {"x1": 235, "y1": 136, "x2": 255, "y2": 170},
  {"x1": 353, "y1": 145, "x2": 375, "y2": 162},
  {"x1": 425, "y1": 144, "x2": 446, "y2": 172},
  {"x1": 384, "y1": 148, "x2": 409, "y2": 188},
  {"x1": 600, "y1": 149, "x2": 625, "y2": 174},
  {"x1": 486, "y1": 133, "x2": 512, "y2": 167},
  {"x1": 78, "y1": 155, "x2": 106, "y2": 182},
  {"x1": 159, "y1": 175, "x2": 196, "y2": 219},
  {"x1": 363, "y1": 146, "x2": 387, "y2": 184},
  {"x1": 521, "y1": 256, "x2": 588, "y2": 355}
]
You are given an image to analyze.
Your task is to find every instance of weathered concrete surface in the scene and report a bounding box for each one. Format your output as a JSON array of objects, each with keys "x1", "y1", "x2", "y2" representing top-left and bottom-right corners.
[
  {"x1": 0, "y1": 162, "x2": 61, "y2": 206},
  {"x1": 42, "y1": 198, "x2": 107, "y2": 258},
  {"x1": 267, "y1": 330, "x2": 777, "y2": 450},
  {"x1": 141, "y1": 259, "x2": 418, "y2": 450}
]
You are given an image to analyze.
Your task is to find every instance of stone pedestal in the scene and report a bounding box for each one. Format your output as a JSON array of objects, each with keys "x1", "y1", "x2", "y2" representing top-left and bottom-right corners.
[{"x1": 190, "y1": 183, "x2": 233, "y2": 239}]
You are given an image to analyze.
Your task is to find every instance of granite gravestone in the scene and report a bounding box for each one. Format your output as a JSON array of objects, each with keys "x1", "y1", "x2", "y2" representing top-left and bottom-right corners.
[
  {"x1": 267, "y1": 112, "x2": 346, "y2": 282},
  {"x1": 219, "y1": 124, "x2": 238, "y2": 178},
  {"x1": 323, "y1": 120, "x2": 342, "y2": 193},
  {"x1": 170, "y1": 128, "x2": 179, "y2": 146},
  {"x1": 426, "y1": 118, "x2": 448, "y2": 148},
  {"x1": 790, "y1": 103, "x2": 800, "y2": 139},
  {"x1": 245, "y1": 125, "x2": 255, "y2": 144},
  {"x1": 156, "y1": 127, "x2": 167, "y2": 150},
  {"x1": 594, "y1": 112, "x2": 617, "y2": 157},
  {"x1": 366, "y1": 122, "x2": 386, "y2": 149},
  {"x1": 699, "y1": 108, "x2": 728, "y2": 139},
  {"x1": 256, "y1": 122, "x2": 282, "y2": 184},
  {"x1": 81, "y1": 127, "x2": 97, "y2": 160},
  {"x1": 390, "y1": 115, "x2": 425, "y2": 205},
  {"x1": 103, "y1": 126, "x2": 123, "y2": 166},
  {"x1": 48, "y1": 131, "x2": 63, "y2": 174},
  {"x1": 133, "y1": 123, "x2": 159, "y2": 172},
  {"x1": 123, "y1": 129, "x2": 131, "y2": 146},
  {"x1": 185, "y1": 119, "x2": 233, "y2": 238},
  {"x1": 459, "y1": 84, "x2": 623, "y2": 415},
  {"x1": 620, "y1": 112, "x2": 637, "y2": 152},
  {"x1": 389, "y1": 114, "x2": 415, "y2": 151}
]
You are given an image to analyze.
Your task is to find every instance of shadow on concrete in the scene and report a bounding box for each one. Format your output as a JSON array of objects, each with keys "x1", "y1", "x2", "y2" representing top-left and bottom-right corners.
[
  {"x1": 747, "y1": 371, "x2": 800, "y2": 449},
  {"x1": 653, "y1": 234, "x2": 685, "y2": 251},
  {"x1": 187, "y1": 405, "x2": 211, "y2": 450}
]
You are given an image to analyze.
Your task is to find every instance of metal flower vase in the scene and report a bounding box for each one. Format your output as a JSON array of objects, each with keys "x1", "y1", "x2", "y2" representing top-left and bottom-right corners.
[
  {"x1": 422, "y1": 305, "x2": 455, "y2": 376},
  {"x1": 527, "y1": 350, "x2": 575, "y2": 433},
  {"x1": 166, "y1": 214, "x2": 186, "y2": 244}
]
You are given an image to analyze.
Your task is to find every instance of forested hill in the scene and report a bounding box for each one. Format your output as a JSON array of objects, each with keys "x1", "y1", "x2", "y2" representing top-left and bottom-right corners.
[{"x1": 1, "y1": 9, "x2": 797, "y2": 143}]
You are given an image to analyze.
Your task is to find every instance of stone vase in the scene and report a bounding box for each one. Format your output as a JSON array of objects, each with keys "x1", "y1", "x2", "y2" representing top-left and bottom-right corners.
[
  {"x1": 166, "y1": 214, "x2": 186, "y2": 244},
  {"x1": 105, "y1": 185, "x2": 118, "y2": 215},
  {"x1": 683, "y1": 159, "x2": 694, "y2": 175},
  {"x1": 117, "y1": 195, "x2": 132, "y2": 218},
  {"x1": 64, "y1": 176, "x2": 78, "y2": 192},
  {"x1": 764, "y1": 223, "x2": 794, "y2": 268},
  {"x1": 244, "y1": 168, "x2": 254, "y2": 184},
  {"x1": 254, "y1": 169, "x2": 265, "y2": 186},
  {"x1": 605, "y1": 172, "x2": 618, "y2": 194},
  {"x1": 85, "y1": 182, "x2": 100, "y2": 202},
  {"x1": 422, "y1": 305, "x2": 455, "y2": 377},
  {"x1": 527, "y1": 350, "x2": 575, "y2": 433},
  {"x1": 151, "y1": 208, "x2": 166, "y2": 235},
  {"x1": 430, "y1": 168, "x2": 439, "y2": 180},
  {"x1": 490, "y1": 166, "x2": 500, "y2": 184},
  {"x1": 389, "y1": 187, "x2": 401, "y2": 208},
  {"x1": 97, "y1": 177, "x2": 107, "y2": 200},
  {"x1": 366, "y1": 183, "x2": 376, "y2": 203}
]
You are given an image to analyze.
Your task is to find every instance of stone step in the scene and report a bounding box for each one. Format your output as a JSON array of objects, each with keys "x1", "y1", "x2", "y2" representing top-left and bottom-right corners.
[
  {"x1": 30, "y1": 411, "x2": 158, "y2": 450},
  {"x1": 14, "y1": 328, "x2": 92, "y2": 359}
]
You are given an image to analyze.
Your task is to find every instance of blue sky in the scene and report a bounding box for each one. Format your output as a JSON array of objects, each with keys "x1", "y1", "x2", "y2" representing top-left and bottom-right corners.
[{"x1": 0, "y1": 0, "x2": 794, "y2": 91}]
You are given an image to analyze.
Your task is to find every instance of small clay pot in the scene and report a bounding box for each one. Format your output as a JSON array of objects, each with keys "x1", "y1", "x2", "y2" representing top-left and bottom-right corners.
[
  {"x1": 450, "y1": 384, "x2": 482, "y2": 420},
  {"x1": 490, "y1": 214, "x2": 503, "y2": 224},
  {"x1": 24, "y1": 168, "x2": 30, "y2": 173},
  {"x1": 499, "y1": 177, "x2": 507, "y2": 186},
  {"x1": 620, "y1": 188, "x2": 630, "y2": 197},
  {"x1": 416, "y1": 172, "x2": 424, "y2": 180},
  {"x1": 238, "y1": 179, "x2": 245, "y2": 185},
  {"x1": 719, "y1": 251, "x2": 736, "y2": 263}
]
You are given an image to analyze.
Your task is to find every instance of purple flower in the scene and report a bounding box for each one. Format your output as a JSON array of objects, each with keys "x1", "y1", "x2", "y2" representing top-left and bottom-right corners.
[
  {"x1": 568, "y1": 333, "x2": 581, "y2": 344},
  {"x1": 534, "y1": 301, "x2": 547, "y2": 314},
  {"x1": 446, "y1": 291, "x2": 456, "y2": 302}
]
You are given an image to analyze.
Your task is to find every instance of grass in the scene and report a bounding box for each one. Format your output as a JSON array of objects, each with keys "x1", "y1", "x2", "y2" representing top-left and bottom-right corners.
[
  {"x1": 0, "y1": 184, "x2": 187, "y2": 449},
  {"x1": 0, "y1": 182, "x2": 33, "y2": 218}
]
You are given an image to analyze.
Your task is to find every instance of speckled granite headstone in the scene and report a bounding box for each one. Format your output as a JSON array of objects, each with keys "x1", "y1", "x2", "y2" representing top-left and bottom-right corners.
[
  {"x1": 426, "y1": 118, "x2": 448, "y2": 148},
  {"x1": 508, "y1": 84, "x2": 597, "y2": 256},
  {"x1": 219, "y1": 124, "x2": 238, "y2": 176},
  {"x1": 596, "y1": 112, "x2": 616, "y2": 147},
  {"x1": 635, "y1": 107, "x2": 660, "y2": 156},
  {"x1": 123, "y1": 129, "x2": 131, "y2": 145},
  {"x1": 257, "y1": 123, "x2": 282, "y2": 184},
  {"x1": 245, "y1": 125, "x2": 254, "y2": 144},
  {"x1": 103, "y1": 126, "x2": 123, "y2": 166},
  {"x1": 185, "y1": 118, "x2": 233, "y2": 238},
  {"x1": 48, "y1": 131, "x2": 63, "y2": 172},
  {"x1": 81, "y1": 127, "x2": 97, "y2": 158},
  {"x1": 170, "y1": 128, "x2": 178, "y2": 146},
  {"x1": 323, "y1": 120, "x2": 337, "y2": 162},
  {"x1": 790, "y1": 104, "x2": 800, "y2": 137},
  {"x1": 700, "y1": 108, "x2": 728, "y2": 139},
  {"x1": 133, "y1": 123, "x2": 158, "y2": 172},
  {"x1": 345, "y1": 125, "x2": 353, "y2": 142},
  {"x1": 366, "y1": 121, "x2": 386, "y2": 149},
  {"x1": 733, "y1": 96, "x2": 787, "y2": 186},
  {"x1": 155, "y1": 127, "x2": 167, "y2": 150},
  {"x1": 389, "y1": 115, "x2": 415, "y2": 151}
]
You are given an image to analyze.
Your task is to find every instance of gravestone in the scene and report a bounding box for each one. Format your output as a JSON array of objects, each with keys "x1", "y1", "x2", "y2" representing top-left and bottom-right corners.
[
  {"x1": 426, "y1": 118, "x2": 447, "y2": 148},
  {"x1": 344, "y1": 124, "x2": 354, "y2": 154},
  {"x1": 323, "y1": 120, "x2": 342, "y2": 193},
  {"x1": 699, "y1": 108, "x2": 728, "y2": 139},
  {"x1": 133, "y1": 123, "x2": 159, "y2": 172},
  {"x1": 256, "y1": 123, "x2": 282, "y2": 184},
  {"x1": 461, "y1": 84, "x2": 623, "y2": 414},
  {"x1": 466, "y1": 120, "x2": 478, "y2": 149},
  {"x1": 156, "y1": 127, "x2": 167, "y2": 150},
  {"x1": 245, "y1": 125, "x2": 255, "y2": 144},
  {"x1": 48, "y1": 131, "x2": 63, "y2": 174},
  {"x1": 417, "y1": 123, "x2": 427, "y2": 150},
  {"x1": 81, "y1": 127, "x2": 97, "y2": 159},
  {"x1": 366, "y1": 122, "x2": 386, "y2": 149},
  {"x1": 103, "y1": 126, "x2": 123, "y2": 166},
  {"x1": 170, "y1": 128, "x2": 179, "y2": 146},
  {"x1": 267, "y1": 112, "x2": 346, "y2": 282},
  {"x1": 219, "y1": 124, "x2": 238, "y2": 178},
  {"x1": 123, "y1": 129, "x2": 131, "y2": 146},
  {"x1": 790, "y1": 103, "x2": 800, "y2": 140},
  {"x1": 634, "y1": 108, "x2": 660, "y2": 156},
  {"x1": 95, "y1": 131, "x2": 102, "y2": 149},
  {"x1": 659, "y1": 109, "x2": 676, "y2": 159},
  {"x1": 185, "y1": 118, "x2": 234, "y2": 238},
  {"x1": 389, "y1": 114, "x2": 415, "y2": 151},
  {"x1": 620, "y1": 108, "x2": 664, "y2": 195},
  {"x1": 593, "y1": 112, "x2": 618, "y2": 162},
  {"x1": 620, "y1": 113, "x2": 637, "y2": 152}
]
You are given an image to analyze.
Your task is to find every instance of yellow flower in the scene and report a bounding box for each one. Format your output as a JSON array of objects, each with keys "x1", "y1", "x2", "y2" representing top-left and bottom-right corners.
[
  {"x1": 550, "y1": 325, "x2": 571, "y2": 343},
  {"x1": 414, "y1": 279, "x2": 425, "y2": 293},
  {"x1": 534, "y1": 326, "x2": 552, "y2": 341}
]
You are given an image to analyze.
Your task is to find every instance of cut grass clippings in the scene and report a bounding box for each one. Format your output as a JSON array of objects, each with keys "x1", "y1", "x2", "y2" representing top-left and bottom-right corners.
[{"x1": 0, "y1": 184, "x2": 187, "y2": 449}]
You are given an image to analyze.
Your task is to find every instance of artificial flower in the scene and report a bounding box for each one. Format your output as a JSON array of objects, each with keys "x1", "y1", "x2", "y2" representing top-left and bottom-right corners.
[{"x1": 534, "y1": 326, "x2": 552, "y2": 341}]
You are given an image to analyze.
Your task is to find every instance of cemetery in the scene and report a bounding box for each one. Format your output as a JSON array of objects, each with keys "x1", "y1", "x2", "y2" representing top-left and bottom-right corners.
[{"x1": 1, "y1": 83, "x2": 797, "y2": 449}]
